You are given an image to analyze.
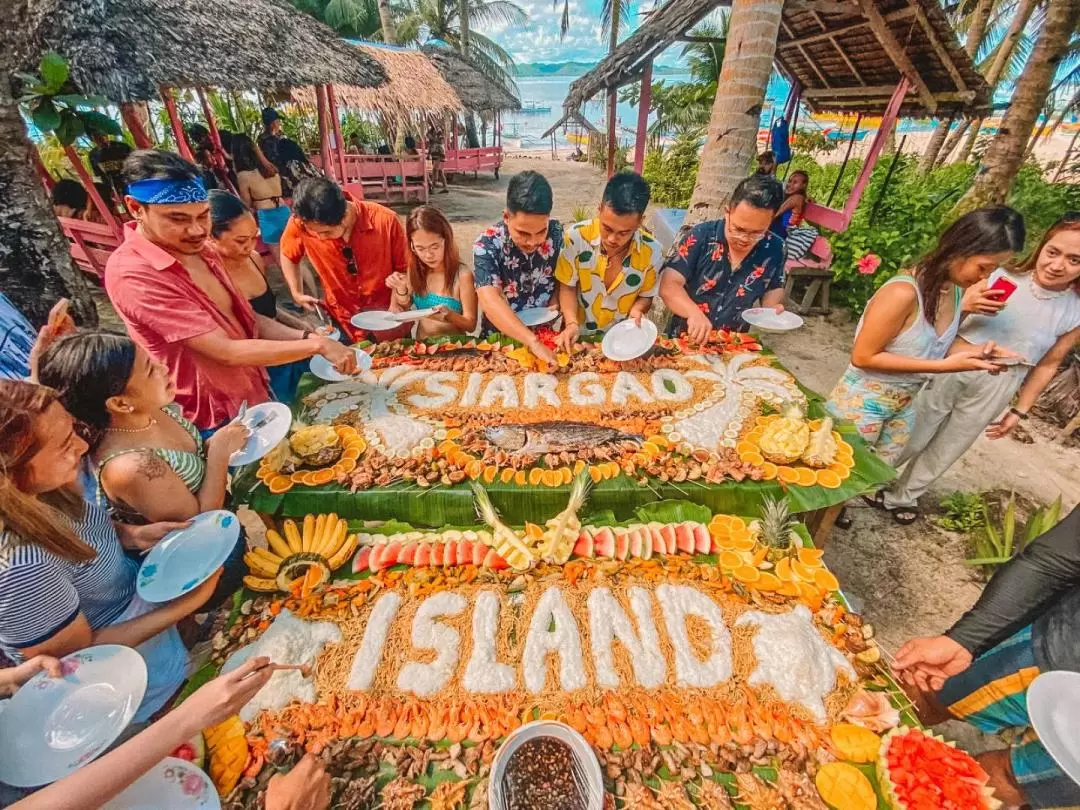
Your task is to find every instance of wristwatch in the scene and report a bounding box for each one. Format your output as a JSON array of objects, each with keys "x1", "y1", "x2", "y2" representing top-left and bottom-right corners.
[
  {"x1": 302, "y1": 329, "x2": 313, "y2": 340},
  {"x1": 1009, "y1": 407, "x2": 1029, "y2": 420}
]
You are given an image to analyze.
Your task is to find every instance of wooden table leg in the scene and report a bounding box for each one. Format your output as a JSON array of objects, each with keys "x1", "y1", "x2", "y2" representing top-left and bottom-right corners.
[{"x1": 810, "y1": 503, "x2": 844, "y2": 549}]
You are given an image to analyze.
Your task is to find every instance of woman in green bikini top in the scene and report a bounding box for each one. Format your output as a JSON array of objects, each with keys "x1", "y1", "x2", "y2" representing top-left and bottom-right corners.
[
  {"x1": 38, "y1": 332, "x2": 250, "y2": 525},
  {"x1": 387, "y1": 205, "x2": 478, "y2": 338}
]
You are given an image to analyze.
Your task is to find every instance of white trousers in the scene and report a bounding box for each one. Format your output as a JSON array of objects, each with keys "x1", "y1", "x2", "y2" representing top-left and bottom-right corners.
[{"x1": 882, "y1": 367, "x2": 1027, "y2": 510}]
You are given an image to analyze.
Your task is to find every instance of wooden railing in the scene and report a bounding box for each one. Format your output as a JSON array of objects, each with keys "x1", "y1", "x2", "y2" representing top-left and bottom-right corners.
[
  {"x1": 442, "y1": 147, "x2": 503, "y2": 178},
  {"x1": 311, "y1": 153, "x2": 429, "y2": 203},
  {"x1": 59, "y1": 217, "x2": 122, "y2": 280}
]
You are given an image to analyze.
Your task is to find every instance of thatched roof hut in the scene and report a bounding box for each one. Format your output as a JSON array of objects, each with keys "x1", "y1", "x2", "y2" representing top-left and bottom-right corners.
[
  {"x1": 293, "y1": 44, "x2": 463, "y2": 125},
  {"x1": 421, "y1": 44, "x2": 521, "y2": 113},
  {"x1": 565, "y1": 0, "x2": 990, "y2": 118},
  {"x1": 22, "y1": 0, "x2": 387, "y2": 103}
]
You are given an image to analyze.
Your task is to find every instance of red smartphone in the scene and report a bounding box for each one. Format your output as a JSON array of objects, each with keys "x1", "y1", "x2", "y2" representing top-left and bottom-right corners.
[{"x1": 988, "y1": 272, "x2": 1017, "y2": 302}]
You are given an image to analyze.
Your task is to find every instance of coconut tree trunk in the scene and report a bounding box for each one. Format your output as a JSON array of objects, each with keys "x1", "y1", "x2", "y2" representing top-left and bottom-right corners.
[
  {"x1": 378, "y1": 0, "x2": 397, "y2": 43},
  {"x1": 956, "y1": 116, "x2": 983, "y2": 163},
  {"x1": 937, "y1": 118, "x2": 971, "y2": 166},
  {"x1": 457, "y1": 0, "x2": 468, "y2": 55},
  {"x1": 920, "y1": 117, "x2": 953, "y2": 173},
  {"x1": 985, "y1": 0, "x2": 1039, "y2": 88},
  {"x1": 956, "y1": 0, "x2": 1080, "y2": 212},
  {"x1": 0, "y1": 54, "x2": 98, "y2": 327},
  {"x1": 686, "y1": 0, "x2": 784, "y2": 225},
  {"x1": 1053, "y1": 126, "x2": 1080, "y2": 181},
  {"x1": 965, "y1": 0, "x2": 995, "y2": 58}
]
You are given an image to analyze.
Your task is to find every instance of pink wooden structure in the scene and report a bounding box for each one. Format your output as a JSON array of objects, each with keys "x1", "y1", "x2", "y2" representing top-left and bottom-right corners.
[
  {"x1": 442, "y1": 146, "x2": 503, "y2": 178},
  {"x1": 310, "y1": 153, "x2": 430, "y2": 203},
  {"x1": 59, "y1": 218, "x2": 123, "y2": 280}
]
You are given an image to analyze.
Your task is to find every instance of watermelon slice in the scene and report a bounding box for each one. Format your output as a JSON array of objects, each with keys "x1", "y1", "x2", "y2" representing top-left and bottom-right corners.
[
  {"x1": 647, "y1": 522, "x2": 665, "y2": 554},
  {"x1": 170, "y1": 734, "x2": 206, "y2": 769},
  {"x1": 368, "y1": 545, "x2": 387, "y2": 572},
  {"x1": 593, "y1": 527, "x2": 616, "y2": 558},
  {"x1": 878, "y1": 726, "x2": 999, "y2": 810},
  {"x1": 431, "y1": 544, "x2": 445, "y2": 567},
  {"x1": 382, "y1": 542, "x2": 402, "y2": 567},
  {"x1": 660, "y1": 524, "x2": 678, "y2": 555},
  {"x1": 457, "y1": 540, "x2": 472, "y2": 566},
  {"x1": 352, "y1": 546, "x2": 372, "y2": 573},
  {"x1": 414, "y1": 544, "x2": 431, "y2": 567},
  {"x1": 398, "y1": 543, "x2": 418, "y2": 566},
  {"x1": 674, "y1": 523, "x2": 696, "y2": 555},
  {"x1": 691, "y1": 523, "x2": 712, "y2": 554},
  {"x1": 483, "y1": 549, "x2": 509, "y2": 570},
  {"x1": 573, "y1": 529, "x2": 594, "y2": 558},
  {"x1": 443, "y1": 543, "x2": 458, "y2": 567},
  {"x1": 628, "y1": 528, "x2": 644, "y2": 559},
  {"x1": 471, "y1": 542, "x2": 486, "y2": 567},
  {"x1": 614, "y1": 530, "x2": 630, "y2": 561}
]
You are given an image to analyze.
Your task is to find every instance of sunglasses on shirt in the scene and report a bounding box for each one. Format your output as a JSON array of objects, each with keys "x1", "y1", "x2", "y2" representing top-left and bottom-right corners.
[{"x1": 341, "y1": 246, "x2": 359, "y2": 276}]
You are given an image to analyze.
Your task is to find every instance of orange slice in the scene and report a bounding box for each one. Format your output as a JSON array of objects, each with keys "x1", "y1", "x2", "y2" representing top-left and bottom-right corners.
[
  {"x1": 729, "y1": 535, "x2": 756, "y2": 552},
  {"x1": 777, "y1": 466, "x2": 800, "y2": 484},
  {"x1": 334, "y1": 425, "x2": 358, "y2": 439},
  {"x1": 334, "y1": 457, "x2": 357, "y2": 475},
  {"x1": 289, "y1": 471, "x2": 305, "y2": 484},
  {"x1": 482, "y1": 465, "x2": 499, "y2": 484},
  {"x1": 302, "y1": 471, "x2": 322, "y2": 487},
  {"x1": 827, "y1": 462, "x2": 852, "y2": 480},
  {"x1": 345, "y1": 437, "x2": 367, "y2": 453},
  {"x1": 797, "y1": 547, "x2": 826, "y2": 566},
  {"x1": 756, "y1": 572, "x2": 782, "y2": 592},
  {"x1": 268, "y1": 475, "x2": 293, "y2": 494},
  {"x1": 808, "y1": 419, "x2": 823, "y2": 430},
  {"x1": 603, "y1": 462, "x2": 620, "y2": 480},
  {"x1": 444, "y1": 428, "x2": 462, "y2": 441},
  {"x1": 311, "y1": 468, "x2": 335, "y2": 486},
  {"x1": 797, "y1": 581, "x2": 824, "y2": 611},
  {"x1": 718, "y1": 550, "x2": 743, "y2": 570},
  {"x1": 740, "y1": 451, "x2": 765, "y2": 466},
  {"x1": 750, "y1": 545, "x2": 768, "y2": 566},
  {"x1": 778, "y1": 580, "x2": 801, "y2": 598},
  {"x1": 528, "y1": 467, "x2": 545, "y2": 486},
  {"x1": 645, "y1": 435, "x2": 669, "y2": 448},
  {"x1": 543, "y1": 469, "x2": 561, "y2": 487},
  {"x1": 815, "y1": 568, "x2": 840, "y2": 592},
  {"x1": 791, "y1": 560, "x2": 819, "y2": 582},
  {"x1": 466, "y1": 460, "x2": 484, "y2": 480},
  {"x1": 711, "y1": 534, "x2": 737, "y2": 550},
  {"x1": 755, "y1": 414, "x2": 779, "y2": 427},
  {"x1": 525, "y1": 522, "x2": 544, "y2": 540},
  {"x1": 736, "y1": 441, "x2": 759, "y2": 456},
  {"x1": 745, "y1": 429, "x2": 763, "y2": 443},
  {"x1": 792, "y1": 467, "x2": 816, "y2": 487},
  {"x1": 727, "y1": 516, "x2": 747, "y2": 533},
  {"x1": 514, "y1": 470, "x2": 528, "y2": 486},
  {"x1": 560, "y1": 467, "x2": 574, "y2": 485},
  {"x1": 499, "y1": 468, "x2": 516, "y2": 484},
  {"x1": 641, "y1": 441, "x2": 662, "y2": 457},
  {"x1": 588, "y1": 465, "x2": 604, "y2": 484},
  {"x1": 573, "y1": 459, "x2": 587, "y2": 475},
  {"x1": 759, "y1": 462, "x2": 778, "y2": 480},
  {"x1": 342, "y1": 448, "x2": 362, "y2": 461},
  {"x1": 710, "y1": 514, "x2": 734, "y2": 528},
  {"x1": 775, "y1": 557, "x2": 793, "y2": 582},
  {"x1": 837, "y1": 440, "x2": 854, "y2": 456},
  {"x1": 733, "y1": 565, "x2": 761, "y2": 584}
]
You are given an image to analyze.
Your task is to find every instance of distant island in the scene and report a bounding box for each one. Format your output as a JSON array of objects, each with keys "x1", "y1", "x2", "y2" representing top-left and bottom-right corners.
[{"x1": 515, "y1": 61, "x2": 684, "y2": 77}]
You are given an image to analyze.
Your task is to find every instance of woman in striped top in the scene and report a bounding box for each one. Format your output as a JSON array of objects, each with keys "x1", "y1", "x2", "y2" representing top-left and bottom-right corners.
[{"x1": 0, "y1": 381, "x2": 218, "y2": 721}]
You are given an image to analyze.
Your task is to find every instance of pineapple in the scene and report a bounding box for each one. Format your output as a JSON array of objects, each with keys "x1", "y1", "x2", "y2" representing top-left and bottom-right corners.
[
  {"x1": 204, "y1": 715, "x2": 248, "y2": 797},
  {"x1": 752, "y1": 496, "x2": 799, "y2": 563},
  {"x1": 470, "y1": 482, "x2": 536, "y2": 570},
  {"x1": 538, "y1": 471, "x2": 592, "y2": 564},
  {"x1": 758, "y1": 403, "x2": 810, "y2": 465},
  {"x1": 802, "y1": 417, "x2": 839, "y2": 468}
]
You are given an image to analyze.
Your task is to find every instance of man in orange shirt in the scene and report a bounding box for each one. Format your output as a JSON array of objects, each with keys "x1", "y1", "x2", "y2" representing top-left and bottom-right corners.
[{"x1": 279, "y1": 178, "x2": 409, "y2": 340}]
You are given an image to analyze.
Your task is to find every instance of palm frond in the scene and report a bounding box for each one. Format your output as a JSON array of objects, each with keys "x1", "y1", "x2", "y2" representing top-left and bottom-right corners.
[
  {"x1": 556, "y1": 0, "x2": 570, "y2": 38},
  {"x1": 600, "y1": 0, "x2": 633, "y2": 37},
  {"x1": 467, "y1": 0, "x2": 527, "y2": 28}
]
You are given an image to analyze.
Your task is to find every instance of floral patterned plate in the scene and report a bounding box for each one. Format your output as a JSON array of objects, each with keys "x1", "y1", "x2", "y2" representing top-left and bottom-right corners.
[
  {"x1": 102, "y1": 757, "x2": 220, "y2": 809},
  {"x1": 137, "y1": 510, "x2": 241, "y2": 603},
  {"x1": 517, "y1": 306, "x2": 559, "y2": 327},
  {"x1": 0, "y1": 645, "x2": 147, "y2": 787}
]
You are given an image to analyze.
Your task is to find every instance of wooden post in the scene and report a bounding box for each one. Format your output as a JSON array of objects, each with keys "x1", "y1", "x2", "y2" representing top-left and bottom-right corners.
[
  {"x1": 826, "y1": 113, "x2": 862, "y2": 207},
  {"x1": 325, "y1": 84, "x2": 349, "y2": 184},
  {"x1": 633, "y1": 60, "x2": 653, "y2": 174},
  {"x1": 196, "y1": 88, "x2": 224, "y2": 151},
  {"x1": 159, "y1": 86, "x2": 195, "y2": 161},
  {"x1": 315, "y1": 85, "x2": 335, "y2": 181},
  {"x1": 841, "y1": 78, "x2": 910, "y2": 224},
  {"x1": 30, "y1": 144, "x2": 56, "y2": 191},
  {"x1": 606, "y1": 87, "x2": 618, "y2": 177},
  {"x1": 62, "y1": 144, "x2": 122, "y2": 237},
  {"x1": 120, "y1": 102, "x2": 153, "y2": 148}
]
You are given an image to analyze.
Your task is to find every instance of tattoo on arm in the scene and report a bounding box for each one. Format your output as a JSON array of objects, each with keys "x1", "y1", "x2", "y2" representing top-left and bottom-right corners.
[{"x1": 137, "y1": 451, "x2": 170, "y2": 482}]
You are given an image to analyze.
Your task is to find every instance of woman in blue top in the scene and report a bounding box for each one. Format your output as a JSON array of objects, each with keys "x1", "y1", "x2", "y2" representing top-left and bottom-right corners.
[{"x1": 387, "y1": 206, "x2": 478, "y2": 338}]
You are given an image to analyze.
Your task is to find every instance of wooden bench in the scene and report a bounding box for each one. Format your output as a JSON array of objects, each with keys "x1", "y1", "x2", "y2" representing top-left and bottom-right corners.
[
  {"x1": 311, "y1": 154, "x2": 429, "y2": 203},
  {"x1": 782, "y1": 201, "x2": 839, "y2": 315},
  {"x1": 442, "y1": 146, "x2": 503, "y2": 179},
  {"x1": 59, "y1": 217, "x2": 121, "y2": 281}
]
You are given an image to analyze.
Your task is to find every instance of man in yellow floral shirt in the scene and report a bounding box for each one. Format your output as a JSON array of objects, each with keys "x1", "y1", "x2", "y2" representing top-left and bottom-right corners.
[{"x1": 555, "y1": 172, "x2": 662, "y2": 351}]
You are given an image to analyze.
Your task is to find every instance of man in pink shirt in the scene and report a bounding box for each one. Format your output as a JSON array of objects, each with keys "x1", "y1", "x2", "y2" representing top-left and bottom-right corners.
[{"x1": 105, "y1": 150, "x2": 355, "y2": 432}]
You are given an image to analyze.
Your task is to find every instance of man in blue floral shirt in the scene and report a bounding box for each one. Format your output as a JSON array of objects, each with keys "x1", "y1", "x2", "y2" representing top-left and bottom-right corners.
[
  {"x1": 660, "y1": 174, "x2": 787, "y2": 341},
  {"x1": 473, "y1": 171, "x2": 563, "y2": 367}
]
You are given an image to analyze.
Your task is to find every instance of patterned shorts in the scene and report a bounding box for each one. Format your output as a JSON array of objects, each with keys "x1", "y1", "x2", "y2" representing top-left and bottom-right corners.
[
  {"x1": 938, "y1": 626, "x2": 1080, "y2": 810},
  {"x1": 826, "y1": 369, "x2": 922, "y2": 466}
]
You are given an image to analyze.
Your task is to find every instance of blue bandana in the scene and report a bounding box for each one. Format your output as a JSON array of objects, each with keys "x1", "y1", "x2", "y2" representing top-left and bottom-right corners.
[{"x1": 127, "y1": 177, "x2": 208, "y2": 205}]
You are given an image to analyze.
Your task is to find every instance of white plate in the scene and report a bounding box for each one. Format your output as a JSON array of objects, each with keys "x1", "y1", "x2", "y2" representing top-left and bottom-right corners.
[
  {"x1": 102, "y1": 757, "x2": 220, "y2": 810},
  {"x1": 0, "y1": 645, "x2": 147, "y2": 787},
  {"x1": 517, "y1": 306, "x2": 559, "y2": 327},
  {"x1": 741, "y1": 307, "x2": 805, "y2": 332},
  {"x1": 350, "y1": 311, "x2": 401, "y2": 331},
  {"x1": 601, "y1": 318, "x2": 658, "y2": 361},
  {"x1": 489, "y1": 721, "x2": 603, "y2": 810},
  {"x1": 314, "y1": 325, "x2": 341, "y2": 341},
  {"x1": 1029, "y1": 671, "x2": 1080, "y2": 786},
  {"x1": 229, "y1": 402, "x2": 293, "y2": 467},
  {"x1": 309, "y1": 347, "x2": 373, "y2": 382},
  {"x1": 388, "y1": 307, "x2": 439, "y2": 322},
  {"x1": 137, "y1": 511, "x2": 241, "y2": 603}
]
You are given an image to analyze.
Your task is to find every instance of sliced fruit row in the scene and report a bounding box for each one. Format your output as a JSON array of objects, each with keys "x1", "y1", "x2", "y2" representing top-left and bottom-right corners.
[
  {"x1": 738, "y1": 416, "x2": 856, "y2": 489},
  {"x1": 257, "y1": 425, "x2": 367, "y2": 495},
  {"x1": 571, "y1": 521, "x2": 712, "y2": 560},
  {"x1": 352, "y1": 540, "x2": 509, "y2": 573}
]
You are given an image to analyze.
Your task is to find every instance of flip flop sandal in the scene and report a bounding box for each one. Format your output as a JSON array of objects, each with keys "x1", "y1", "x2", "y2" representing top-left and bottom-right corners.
[
  {"x1": 891, "y1": 508, "x2": 919, "y2": 526},
  {"x1": 835, "y1": 507, "x2": 853, "y2": 530},
  {"x1": 862, "y1": 490, "x2": 887, "y2": 509}
]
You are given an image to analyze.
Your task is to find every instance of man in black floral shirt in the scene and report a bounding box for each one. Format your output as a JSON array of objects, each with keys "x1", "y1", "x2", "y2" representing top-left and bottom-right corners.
[
  {"x1": 660, "y1": 174, "x2": 787, "y2": 341},
  {"x1": 473, "y1": 171, "x2": 563, "y2": 367}
]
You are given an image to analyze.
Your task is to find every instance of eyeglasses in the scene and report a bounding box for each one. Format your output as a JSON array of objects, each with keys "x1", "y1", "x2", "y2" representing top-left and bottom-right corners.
[
  {"x1": 411, "y1": 239, "x2": 444, "y2": 256},
  {"x1": 341, "y1": 246, "x2": 358, "y2": 276},
  {"x1": 726, "y1": 223, "x2": 769, "y2": 242}
]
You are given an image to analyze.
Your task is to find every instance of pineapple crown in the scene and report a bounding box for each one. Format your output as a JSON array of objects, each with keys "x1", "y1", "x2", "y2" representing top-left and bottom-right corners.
[{"x1": 758, "y1": 496, "x2": 797, "y2": 548}]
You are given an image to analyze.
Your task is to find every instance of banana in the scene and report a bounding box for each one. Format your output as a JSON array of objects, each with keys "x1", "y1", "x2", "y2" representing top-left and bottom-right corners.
[
  {"x1": 243, "y1": 574, "x2": 278, "y2": 592},
  {"x1": 243, "y1": 552, "x2": 278, "y2": 578},
  {"x1": 316, "y1": 513, "x2": 340, "y2": 556},
  {"x1": 283, "y1": 520, "x2": 302, "y2": 553},
  {"x1": 327, "y1": 532, "x2": 358, "y2": 570},
  {"x1": 265, "y1": 529, "x2": 292, "y2": 559},
  {"x1": 319, "y1": 519, "x2": 348, "y2": 559},
  {"x1": 312, "y1": 514, "x2": 329, "y2": 554},
  {"x1": 302, "y1": 514, "x2": 317, "y2": 552},
  {"x1": 251, "y1": 546, "x2": 282, "y2": 565}
]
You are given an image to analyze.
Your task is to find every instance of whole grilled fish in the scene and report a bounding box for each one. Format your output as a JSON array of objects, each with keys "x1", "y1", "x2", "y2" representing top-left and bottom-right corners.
[{"x1": 483, "y1": 422, "x2": 642, "y2": 454}]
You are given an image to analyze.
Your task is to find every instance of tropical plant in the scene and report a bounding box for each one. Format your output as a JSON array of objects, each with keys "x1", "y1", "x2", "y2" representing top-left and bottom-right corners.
[
  {"x1": 287, "y1": 0, "x2": 388, "y2": 39},
  {"x1": 17, "y1": 53, "x2": 123, "y2": 146},
  {"x1": 642, "y1": 131, "x2": 703, "y2": 207},
  {"x1": 790, "y1": 128, "x2": 837, "y2": 157},
  {"x1": 935, "y1": 491, "x2": 987, "y2": 534},
  {"x1": 967, "y1": 492, "x2": 1063, "y2": 572}
]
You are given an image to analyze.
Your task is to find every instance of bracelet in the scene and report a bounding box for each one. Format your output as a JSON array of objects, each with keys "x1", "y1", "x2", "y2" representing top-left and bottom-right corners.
[
  {"x1": 302, "y1": 330, "x2": 312, "y2": 340},
  {"x1": 1009, "y1": 407, "x2": 1029, "y2": 420}
]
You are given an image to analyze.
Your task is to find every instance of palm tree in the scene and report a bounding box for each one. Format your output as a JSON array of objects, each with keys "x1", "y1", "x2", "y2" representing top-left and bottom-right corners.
[
  {"x1": 955, "y1": 0, "x2": 1080, "y2": 211},
  {"x1": 288, "y1": 0, "x2": 385, "y2": 38},
  {"x1": 685, "y1": 0, "x2": 782, "y2": 224}
]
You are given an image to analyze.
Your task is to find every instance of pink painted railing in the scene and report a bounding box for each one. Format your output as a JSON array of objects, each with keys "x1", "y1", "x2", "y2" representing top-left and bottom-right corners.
[
  {"x1": 442, "y1": 146, "x2": 503, "y2": 177},
  {"x1": 59, "y1": 217, "x2": 121, "y2": 280},
  {"x1": 310, "y1": 153, "x2": 429, "y2": 203}
]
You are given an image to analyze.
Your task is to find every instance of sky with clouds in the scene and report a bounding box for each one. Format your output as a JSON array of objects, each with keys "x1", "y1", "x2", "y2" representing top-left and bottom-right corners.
[{"x1": 474, "y1": 0, "x2": 659, "y2": 65}]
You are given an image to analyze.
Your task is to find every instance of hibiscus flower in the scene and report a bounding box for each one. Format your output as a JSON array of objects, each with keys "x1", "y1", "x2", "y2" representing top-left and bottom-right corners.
[
  {"x1": 504, "y1": 280, "x2": 519, "y2": 299},
  {"x1": 697, "y1": 302, "x2": 710, "y2": 313},
  {"x1": 677, "y1": 234, "x2": 697, "y2": 258},
  {"x1": 483, "y1": 226, "x2": 500, "y2": 237},
  {"x1": 748, "y1": 265, "x2": 765, "y2": 282},
  {"x1": 857, "y1": 253, "x2": 882, "y2": 275},
  {"x1": 710, "y1": 243, "x2": 725, "y2": 261},
  {"x1": 537, "y1": 240, "x2": 554, "y2": 259},
  {"x1": 697, "y1": 278, "x2": 718, "y2": 294},
  {"x1": 736, "y1": 287, "x2": 747, "y2": 297}
]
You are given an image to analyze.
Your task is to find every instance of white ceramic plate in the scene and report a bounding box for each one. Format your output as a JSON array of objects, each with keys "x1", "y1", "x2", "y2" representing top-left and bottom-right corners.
[
  {"x1": 0, "y1": 645, "x2": 147, "y2": 787},
  {"x1": 601, "y1": 318, "x2": 658, "y2": 361},
  {"x1": 137, "y1": 511, "x2": 241, "y2": 603},
  {"x1": 517, "y1": 306, "x2": 559, "y2": 327},
  {"x1": 229, "y1": 402, "x2": 293, "y2": 467},
  {"x1": 741, "y1": 307, "x2": 805, "y2": 332},
  {"x1": 489, "y1": 721, "x2": 603, "y2": 810},
  {"x1": 1029, "y1": 671, "x2": 1080, "y2": 786},
  {"x1": 350, "y1": 311, "x2": 401, "y2": 331},
  {"x1": 309, "y1": 347, "x2": 373, "y2": 382},
  {"x1": 315, "y1": 325, "x2": 341, "y2": 341},
  {"x1": 389, "y1": 307, "x2": 439, "y2": 322},
  {"x1": 102, "y1": 757, "x2": 220, "y2": 810}
]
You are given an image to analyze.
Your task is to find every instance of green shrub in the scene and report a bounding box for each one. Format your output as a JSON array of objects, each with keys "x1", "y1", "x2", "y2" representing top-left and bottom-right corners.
[{"x1": 643, "y1": 132, "x2": 702, "y2": 208}]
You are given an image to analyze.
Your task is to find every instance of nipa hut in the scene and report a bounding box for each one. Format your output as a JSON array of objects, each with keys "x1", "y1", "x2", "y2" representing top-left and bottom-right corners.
[{"x1": 421, "y1": 44, "x2": 522, "y2": 115}]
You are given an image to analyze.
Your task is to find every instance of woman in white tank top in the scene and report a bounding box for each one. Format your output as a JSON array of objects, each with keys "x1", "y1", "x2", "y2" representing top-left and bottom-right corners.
[
  {"x1": 882, "y1": 216, "x2": 1080, "y2": 521},
  {"x1": 826, "y1": 208, "x2": 1027, "y2": 475}
]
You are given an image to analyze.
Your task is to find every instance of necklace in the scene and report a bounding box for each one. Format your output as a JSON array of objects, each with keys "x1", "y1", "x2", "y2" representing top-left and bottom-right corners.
[
  {"x1": 1028, "y1": 274, "x2": 1070, "y2": 301},
  {"x1": 107, "y1": 416, "x2": 157, "y2": 434}
]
